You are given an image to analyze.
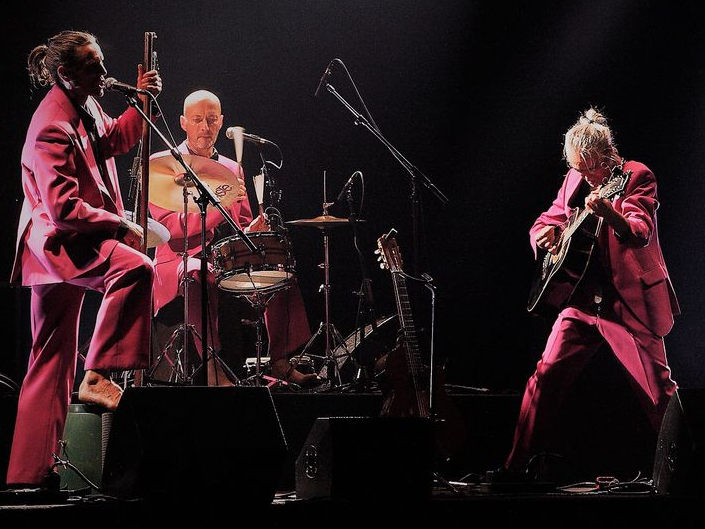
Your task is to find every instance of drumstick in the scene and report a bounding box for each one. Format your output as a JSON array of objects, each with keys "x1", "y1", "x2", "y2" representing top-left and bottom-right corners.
[{"x1": 253, "y1": 172, "x2": 266, "y2": 217}]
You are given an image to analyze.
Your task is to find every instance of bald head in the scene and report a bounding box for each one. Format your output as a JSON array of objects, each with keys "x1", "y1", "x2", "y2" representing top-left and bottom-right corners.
[
  {"x1": 180, "y1": 90, "x2": 224, "y2": 157},
  {"x1": 183, "y1": 89, "x2": 221, "y2": 114}
]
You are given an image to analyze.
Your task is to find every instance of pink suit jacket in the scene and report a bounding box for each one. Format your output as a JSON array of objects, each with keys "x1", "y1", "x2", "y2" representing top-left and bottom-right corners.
[
  {"x1": 149, "y1": 142, "x2": 253, "y2": 312},
  {"x1": 12, "y1": 84, "x2": 143, "y2": 286},
  {"x1": 530, "y1": 161, "x2": 680, "y2": 337}
]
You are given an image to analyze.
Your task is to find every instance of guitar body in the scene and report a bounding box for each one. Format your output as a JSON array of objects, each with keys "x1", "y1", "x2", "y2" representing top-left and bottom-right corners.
[
  {"x1": 527, "y1": 165, "x2": 631, "y2": 314},
  {"x1": 527, "y1": 214, "x2": 601, "y2": 313},
  {"x1": 376, "y1": 344, "x2": 465, "y2": 459},
  {"x1": 376, "y1": 340, "x2": 426, "y2": 418}
]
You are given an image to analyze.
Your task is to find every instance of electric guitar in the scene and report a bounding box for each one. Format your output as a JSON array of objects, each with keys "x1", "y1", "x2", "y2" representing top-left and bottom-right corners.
[{"x1": 527, "y1": 164, "x2": 631, "y2": 313}]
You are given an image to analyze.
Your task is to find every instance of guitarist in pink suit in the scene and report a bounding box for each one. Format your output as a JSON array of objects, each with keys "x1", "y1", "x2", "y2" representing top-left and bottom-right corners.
[
  {"x1": 7, "y1": 31, "x2": 161, "y2": 487},
  {"x1": 505, "y1": 108, "x2": 680, "y2": 473}
]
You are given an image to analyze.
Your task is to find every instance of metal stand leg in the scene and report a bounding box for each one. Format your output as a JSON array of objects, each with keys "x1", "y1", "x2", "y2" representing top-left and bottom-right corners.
[{"x1": 294, "y1": 225, "x2": 352, "y2": 387}]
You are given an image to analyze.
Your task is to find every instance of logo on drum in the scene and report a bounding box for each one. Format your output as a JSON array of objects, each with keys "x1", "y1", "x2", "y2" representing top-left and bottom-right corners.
[{"x1": 215, "y1": 184, "x2": 233, "y2": 198}]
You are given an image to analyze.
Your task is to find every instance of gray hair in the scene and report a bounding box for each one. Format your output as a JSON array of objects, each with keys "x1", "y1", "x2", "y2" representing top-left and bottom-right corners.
[{"x1": 563, "y1": 107, "x2": 620, "y2": 167}]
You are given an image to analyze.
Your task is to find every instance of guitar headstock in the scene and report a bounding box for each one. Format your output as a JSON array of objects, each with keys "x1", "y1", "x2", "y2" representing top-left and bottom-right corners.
[
  {"x1": 600, "y1": 165, "x2": 631, "y2": 200},
  {"x1": 376, "y1": 229, "x2": 403, "y2": 273}
]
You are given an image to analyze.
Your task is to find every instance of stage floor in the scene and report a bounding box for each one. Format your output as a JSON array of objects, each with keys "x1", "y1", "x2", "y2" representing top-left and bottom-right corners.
[
  {"x1": 0, "y1": 486, "x2": 701, "y2": 528},
  {"x1": 1, "y1": 389, "x2": 692, "y2": 526}
]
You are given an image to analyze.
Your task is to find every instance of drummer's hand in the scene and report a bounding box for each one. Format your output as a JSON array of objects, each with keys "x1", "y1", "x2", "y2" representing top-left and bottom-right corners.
[
  {"x1": 118, "y1": 218, "x2": 144, "y2": 250},
  {"x1": 245, "y1": 214, "x2": 269, "y2": 233},
  {"x1": 136, "y1": 64, "x2": 162, "y2": 103},
  {"x1": 236, "y1": 174, "x2": 247, "y2": 201}
]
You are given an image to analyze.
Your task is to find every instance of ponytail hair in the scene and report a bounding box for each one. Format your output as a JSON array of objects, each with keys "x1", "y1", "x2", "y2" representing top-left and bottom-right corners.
[{"x1": 27, "y1": 30, "x2": 97, "y2": 88}]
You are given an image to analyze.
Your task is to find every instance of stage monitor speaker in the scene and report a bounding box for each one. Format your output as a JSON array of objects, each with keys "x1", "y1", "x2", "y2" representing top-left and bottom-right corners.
[
  {"x1": 653, "y1": 389, "x2": 705, "y2": 494},
  {"x1": 295, "y1": 416, "x2": 433, "y2": 500},
  {"x1": 102, "y1": 386, "x2": 286, "y2": 504}
]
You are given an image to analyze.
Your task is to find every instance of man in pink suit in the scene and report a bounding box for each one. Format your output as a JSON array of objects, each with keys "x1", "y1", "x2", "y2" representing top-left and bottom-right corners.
[
  {"x1": 7, "y1": 31, "x2": 161, "y2": 487},
  {"x1": 505, "y1": 108, "x2": 680, "y2": 472},
  {"x1": 150, "y1": 90, "x2": 318, "y2": 387}
]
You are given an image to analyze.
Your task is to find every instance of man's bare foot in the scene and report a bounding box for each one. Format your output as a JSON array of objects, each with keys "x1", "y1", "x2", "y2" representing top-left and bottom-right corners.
[
  {"x1": 271, "y1": 358, "x2": 321, "y2": 388},
  {"x1": 78, "y1": 370, "x2": 123, "y2": 411}
]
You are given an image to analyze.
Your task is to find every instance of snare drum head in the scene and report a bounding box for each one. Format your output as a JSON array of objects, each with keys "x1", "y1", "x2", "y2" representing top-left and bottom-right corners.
[{"x1": 218, "y1": 270, "x2": 294, "y2": 293}]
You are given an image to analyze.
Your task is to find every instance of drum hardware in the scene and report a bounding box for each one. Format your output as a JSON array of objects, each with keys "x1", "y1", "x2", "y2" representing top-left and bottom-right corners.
[
  {"x1": 286, "y1": 175, "x2": 364, "y2": 387},
  {"x1": 237, "y1": 291, "x2": 290, "y2": 388},
  {"x1": 245, "y1": 356, "x2": 271, "y2": 375}
]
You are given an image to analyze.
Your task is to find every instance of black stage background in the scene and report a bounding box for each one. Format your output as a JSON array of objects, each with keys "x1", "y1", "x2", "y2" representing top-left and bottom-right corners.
[{"x1": 1, "y1": 1, "x2": 704, "y2": 393}]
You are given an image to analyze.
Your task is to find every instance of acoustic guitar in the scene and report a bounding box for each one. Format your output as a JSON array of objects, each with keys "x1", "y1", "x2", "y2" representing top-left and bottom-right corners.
[
  {"x1": 527, "y1": 165, "x2": 631, "y2": 314},
  {"x1": 374, "y1": 229, "x2": 464, "y2": 458}
]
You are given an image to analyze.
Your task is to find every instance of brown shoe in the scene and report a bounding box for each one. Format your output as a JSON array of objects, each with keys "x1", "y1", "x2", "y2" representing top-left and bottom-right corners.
[{"x1": 271, "y1": 358, "x2": 321, "y2": 388}]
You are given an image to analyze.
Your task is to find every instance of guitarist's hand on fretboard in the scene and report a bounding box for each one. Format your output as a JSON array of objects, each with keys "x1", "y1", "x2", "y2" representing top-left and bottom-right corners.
[
  {"x1": 535, "y1": 224, "x2": 561, "y2": 254},
  {"x1": 584, "y1": 188, "x2": 612, "y2": 217},
  {"x1": 584, "y1": 188, "x2": 631, "y2": 238}
]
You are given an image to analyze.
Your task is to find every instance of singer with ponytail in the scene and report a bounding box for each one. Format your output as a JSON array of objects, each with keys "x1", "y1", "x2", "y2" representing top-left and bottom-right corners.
[{"x1": 7, "y1": 30, "x2": 161, "y2": 488}]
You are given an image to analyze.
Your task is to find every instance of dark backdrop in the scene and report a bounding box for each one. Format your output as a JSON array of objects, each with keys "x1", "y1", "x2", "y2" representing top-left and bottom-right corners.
[{"x1": 2, "y1": 1, "x2": 704, "y2": 390}]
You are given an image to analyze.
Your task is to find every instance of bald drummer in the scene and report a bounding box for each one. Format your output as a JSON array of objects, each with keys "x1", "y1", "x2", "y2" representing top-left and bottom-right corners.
[{"x1": 149, "y1": 90, "x2": 318, "y2": 386}]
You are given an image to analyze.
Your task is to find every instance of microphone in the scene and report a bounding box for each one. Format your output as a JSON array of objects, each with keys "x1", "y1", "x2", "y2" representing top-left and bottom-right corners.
[
  {"x1": 314, "y1": 62, "x2": 333, "y2": 97},
  {"x1": 104, "y1": 77, "x2": 149, "y2": 96},
  {"x1": 225, "y1": 128, "x2": 271, "y2": 144},
  {"x1": 335, "y1": 172, "x2": 358, "y2": 203}
]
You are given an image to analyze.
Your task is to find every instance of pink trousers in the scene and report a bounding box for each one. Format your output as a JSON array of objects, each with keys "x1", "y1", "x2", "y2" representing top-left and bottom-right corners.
[
  {"x1": 505, "y1": 304, "x2": 676, "y2": 471},
  {"x1": 7, "y1": 243, "x2": 153, "y2": 486}
]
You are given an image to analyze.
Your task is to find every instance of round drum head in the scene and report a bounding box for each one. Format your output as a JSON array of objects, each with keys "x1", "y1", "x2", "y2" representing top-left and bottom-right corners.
[{"x1": 218, "y1": 270, "x2": 294, "y2": 294}]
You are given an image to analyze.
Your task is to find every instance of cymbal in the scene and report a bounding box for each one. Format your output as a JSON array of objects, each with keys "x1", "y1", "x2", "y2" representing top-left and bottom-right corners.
[
  {"x1": 286, "y1": 215, "x2": 364, "y2": 228},
  {"x1": 124, "y1": 211, "x2": 171, "y2": 248},
  {"x1": 149, "y1": 154, "x2": 241, "y2": 213}
]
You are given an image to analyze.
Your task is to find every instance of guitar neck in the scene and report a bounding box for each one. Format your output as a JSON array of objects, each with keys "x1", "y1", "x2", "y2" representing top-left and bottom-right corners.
[{"x1": 391, "y1": 272, "x2": 425, "y2": 380}]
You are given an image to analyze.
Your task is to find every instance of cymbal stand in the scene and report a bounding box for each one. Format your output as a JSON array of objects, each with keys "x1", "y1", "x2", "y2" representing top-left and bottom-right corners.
[
  {"x1": 147, "y1": 182, "x2": 197, "y2": 383},
  {"x1": 296, "y1": 198, "x2": 350, "y2": 387}
]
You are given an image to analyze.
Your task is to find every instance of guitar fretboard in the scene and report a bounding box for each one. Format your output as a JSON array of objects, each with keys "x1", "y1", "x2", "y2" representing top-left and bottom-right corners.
[{"x1": 391, "y1": 271, "x2": 429, "y2": 417}]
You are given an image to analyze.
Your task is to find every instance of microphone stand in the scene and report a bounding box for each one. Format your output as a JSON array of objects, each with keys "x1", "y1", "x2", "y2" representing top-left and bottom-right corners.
[
  {"x1": 344, "y1": 184, "x2": 377, "y2": 389},
  {"x1": 322, "y1": 82, "x2": 448, "y2": 276},
  {"x1": 125, "y1": 95, "x2": 257, "y2": 385}
]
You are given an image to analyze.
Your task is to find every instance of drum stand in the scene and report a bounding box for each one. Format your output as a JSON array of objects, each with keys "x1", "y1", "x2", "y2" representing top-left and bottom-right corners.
[
  {"x1": 238, "y1": 289, "x2": 283, "y2": 387},
  {"x1": 296, "y1": 206, "x2": 350, "y2": 388}
]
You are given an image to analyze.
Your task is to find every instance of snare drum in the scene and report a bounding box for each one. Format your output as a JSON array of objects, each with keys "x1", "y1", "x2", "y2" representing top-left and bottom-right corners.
[{"x1": 211, "y1": 232, "x2": 295, "y2": 294}]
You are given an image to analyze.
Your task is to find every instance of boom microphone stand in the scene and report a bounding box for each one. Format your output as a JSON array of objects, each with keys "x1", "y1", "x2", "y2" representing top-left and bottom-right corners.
[{"x1": 315, "y1": 59, "x2": 448, "y2": 277}]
